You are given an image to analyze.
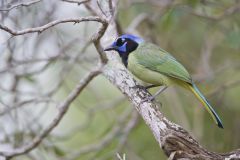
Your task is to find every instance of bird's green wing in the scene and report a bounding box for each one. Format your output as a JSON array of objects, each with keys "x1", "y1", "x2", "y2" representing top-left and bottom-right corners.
[{"x1": 135, "y1": 42, "x2": 192, "y2": 83}]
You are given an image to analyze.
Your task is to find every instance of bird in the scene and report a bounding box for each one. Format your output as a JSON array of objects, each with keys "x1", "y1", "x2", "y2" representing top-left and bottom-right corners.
[{"x1": 104, "y1": 34, "x2": 223, "y2": 128}]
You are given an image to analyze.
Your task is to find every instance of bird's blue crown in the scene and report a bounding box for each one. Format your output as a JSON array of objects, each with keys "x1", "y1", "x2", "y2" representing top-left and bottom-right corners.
[{"x1": 119, "y1": 34, "x2": 144, "y2": 44}]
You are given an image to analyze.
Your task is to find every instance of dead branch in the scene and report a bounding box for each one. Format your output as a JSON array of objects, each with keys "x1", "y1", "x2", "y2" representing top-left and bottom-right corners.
[
  {"x1": 0, "y1": 16, "x2": 106, "y2": 36},
  {"x1": 61, "y1": 0, "x2": 90, "y2": 5},
  {"x1": 0, "y1": 66, "x2": 102, "y2": 159},
  {"x1": 190, "y1": 2, "x2": 240, "y2": 21},
  {"x1": 0, "y1": 0, "x2": 42, "y2": 12},
  {"x1": 61, "y1": 108, "x2": 133, "y2": 160}
]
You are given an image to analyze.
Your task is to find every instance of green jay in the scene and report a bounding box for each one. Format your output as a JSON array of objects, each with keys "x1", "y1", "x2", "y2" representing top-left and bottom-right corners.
[{"x1": 104, "y1": 34, "x2": 223, "y2": 128}]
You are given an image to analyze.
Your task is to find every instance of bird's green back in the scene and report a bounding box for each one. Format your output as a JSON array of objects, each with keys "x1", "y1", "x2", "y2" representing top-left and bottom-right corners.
[{"x1": 130, "y1": 42, "x2": 192, "y2": 85}]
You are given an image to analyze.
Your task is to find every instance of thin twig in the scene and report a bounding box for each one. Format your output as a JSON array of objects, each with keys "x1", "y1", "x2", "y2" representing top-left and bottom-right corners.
[
  {"x1": 0, "y1": 66, "x2": 102, "y2": 159},
  {"x1": 108, "y1": 0, "x2": 113, "y2": 16},
  {"x1": 0, "y1": 0, "x2": 42, "y2": 12},
  {"x1": 0, "y1": 98, "x2": 55, "y2": 116},
  {"x1": 61, "y1": 108, "x2": 133, "y2": 160},
  {"x1": 61, "y1": 0, "x2": 90, "y2": 5},
  {"x1": 0, "y1": 16, "x2": 106, "y2": 36},
  {"x1": 97, "y1": 0, "x2": 108, "y2": 18},
  {"x1": 190, "y1": 2, "x2": 240, "y2": 21}
]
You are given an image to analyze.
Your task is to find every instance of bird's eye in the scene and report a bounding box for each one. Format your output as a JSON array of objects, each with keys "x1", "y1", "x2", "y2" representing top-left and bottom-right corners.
[{"x1": 116, "y1": 38, "x2": 125, "y2": 46}]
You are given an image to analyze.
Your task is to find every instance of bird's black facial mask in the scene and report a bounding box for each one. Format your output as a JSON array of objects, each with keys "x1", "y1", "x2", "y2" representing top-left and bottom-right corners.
[
  {"x1": 104, "y1": 34, "x2": 143, "y2": 67},
  {"x1": 104, "y1": 37, "x2": 139, "y2": 54}
]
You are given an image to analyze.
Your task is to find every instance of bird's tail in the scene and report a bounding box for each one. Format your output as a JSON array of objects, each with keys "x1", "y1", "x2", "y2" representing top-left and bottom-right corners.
[{"x1": 186, "y1": 83, "x2": 223, "y2": 128}]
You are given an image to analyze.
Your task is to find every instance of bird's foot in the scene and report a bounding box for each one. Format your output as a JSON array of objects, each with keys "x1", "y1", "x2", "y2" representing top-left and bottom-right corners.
[{"x1": 141, "y1": 96, "x2": 155, "y2": 103}]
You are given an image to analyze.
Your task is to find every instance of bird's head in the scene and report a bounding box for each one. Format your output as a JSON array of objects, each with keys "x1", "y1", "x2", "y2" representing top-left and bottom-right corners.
[{"x1": 104, "y1": 34, "x2": 144, "y2": 55}]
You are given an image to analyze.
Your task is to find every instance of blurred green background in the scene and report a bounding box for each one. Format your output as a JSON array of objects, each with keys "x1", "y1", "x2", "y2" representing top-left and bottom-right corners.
[
  {"x1": 55, "y1": 1, "x2": 240, "y2": 159},
  {"x1": 1, "y1": 0, "x2": 240, "y2": 160}
]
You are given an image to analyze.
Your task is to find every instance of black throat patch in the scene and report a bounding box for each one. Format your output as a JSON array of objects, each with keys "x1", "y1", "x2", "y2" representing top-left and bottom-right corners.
[
  {"x1": 119, "y1": 39, "x2": 139, "y2": 67},
  {"x1": 121, "y1": 53, "x2": 129, "y2": 67}
]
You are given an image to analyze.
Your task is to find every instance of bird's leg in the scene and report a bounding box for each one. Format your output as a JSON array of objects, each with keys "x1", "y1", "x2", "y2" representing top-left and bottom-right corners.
[
  {"x1": 141, "y1": 86, "x2": 168, "y2": 103},
  {"x1": 133, "y1": 84, "x2": 158, "y2": 91},
  {"x1": 145, "y1": 84, "x2": 158, "y2": 89}
]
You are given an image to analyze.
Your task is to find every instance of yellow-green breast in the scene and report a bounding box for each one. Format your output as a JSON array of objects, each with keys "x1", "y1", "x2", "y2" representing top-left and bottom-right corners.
[
  {"x1": 127, "y1": 42, "x2": 192, "y2": 86},
  {"x1": 128, "y1": 52, "x2": 176, "y2": 86}
]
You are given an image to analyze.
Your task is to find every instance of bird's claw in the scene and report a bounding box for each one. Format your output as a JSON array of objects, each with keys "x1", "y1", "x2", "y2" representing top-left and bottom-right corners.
[
  {"x1": 141, "y1": 96, "x2": 155, "y2": 103},
  {"x1": 141, "y1": 96, "x2": 163, "y2": 107}
]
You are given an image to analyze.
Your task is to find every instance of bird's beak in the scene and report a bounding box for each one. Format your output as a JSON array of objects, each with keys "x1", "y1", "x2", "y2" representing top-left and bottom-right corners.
[{"x1": 104, "y1": 44, "x2": 115, "y2": 51}]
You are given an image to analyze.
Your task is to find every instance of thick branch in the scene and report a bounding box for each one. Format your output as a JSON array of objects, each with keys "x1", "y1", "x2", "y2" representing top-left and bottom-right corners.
[
  {"x1": 101, "y1": 23, "x2": 240, "y2": 160},
  {"x1": 102, "y1": 58, "x2": 240, "y2": 160}
]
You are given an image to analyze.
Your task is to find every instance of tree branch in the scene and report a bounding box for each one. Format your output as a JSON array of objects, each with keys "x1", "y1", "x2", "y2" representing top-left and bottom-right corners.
[
  {"x1": 0, "y1": 66, "x2": 102, "y2": 159},
  {"x1": 101, "y1": 23, "x2": 240, "y2": 160},
  {"x1": 61, "y1": 0, "x2": 90, "y2": 5},
  {"x1": 1, "y1": 1, "x2": 239, "y2": 159},
  {"x1": 0, "y1": 16, "x2": 106, "y2": 36},
  {"x1": 0, "y1": 0, "x2": 42, "y2": 12},
  {"x1": 190, "y1": 2, "x2": 240, "y2": 21},
  {"x1": 61, "y1": 108, "x2": 133, "y2": 160}
]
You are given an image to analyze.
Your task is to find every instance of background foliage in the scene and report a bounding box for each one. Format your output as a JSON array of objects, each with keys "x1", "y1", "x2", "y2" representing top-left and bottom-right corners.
[{"x1": 0, "y1": 0, "x2": 240, "y2": 159}]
